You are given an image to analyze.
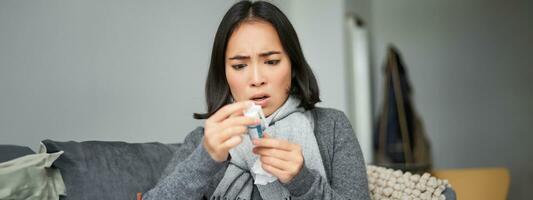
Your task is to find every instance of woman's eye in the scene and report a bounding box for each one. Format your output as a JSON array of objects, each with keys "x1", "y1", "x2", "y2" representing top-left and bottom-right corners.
[
  {"x1": 265, "y1": 60, "x2": 280, "y2": 65},
  {"x1": 231, "y1": 64, "x2": 247, "y2": 70}
]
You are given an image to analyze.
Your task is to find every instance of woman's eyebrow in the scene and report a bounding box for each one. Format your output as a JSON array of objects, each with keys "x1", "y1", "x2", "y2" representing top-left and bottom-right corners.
[
  {"x1": 259, "y1": 51, "x2": 281, "y2": 57},
  {"x1": 228, "y1": 51, "x2": 281, "y2": 60},
  {"x1": 228, "y1": 55, "x2": 250, "y2": 60}
]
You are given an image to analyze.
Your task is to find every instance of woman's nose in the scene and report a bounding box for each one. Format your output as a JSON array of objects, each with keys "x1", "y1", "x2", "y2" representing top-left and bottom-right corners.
[{"x1": 250, "y1": 64, "x2": 266, "y2": 87}]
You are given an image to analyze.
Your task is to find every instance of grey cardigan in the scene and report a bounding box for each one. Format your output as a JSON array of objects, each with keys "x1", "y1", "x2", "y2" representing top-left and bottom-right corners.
[{"x1": 143, "y1": 107, "x2": 371, "y2": 200}]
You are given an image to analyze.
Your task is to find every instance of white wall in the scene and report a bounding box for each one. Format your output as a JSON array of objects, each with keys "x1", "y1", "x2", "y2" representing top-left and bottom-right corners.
[
  {"x1": 0, "y1": 0, "x2": 349, "y2": 150},
  {"x1": 0, "y1": 0, "x2": 236, "y2": 148},
  {"x1": 286, "y1": 0, "x2": 348, "y2": 113},
  {"x1": 370, "y1": 0, "x2": 533, "y2": 199}
]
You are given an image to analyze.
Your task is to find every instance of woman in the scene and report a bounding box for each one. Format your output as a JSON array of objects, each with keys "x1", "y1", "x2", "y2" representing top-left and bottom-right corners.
[{"x1": 143, "y1": 1, "x2": 370, "y2": 199}]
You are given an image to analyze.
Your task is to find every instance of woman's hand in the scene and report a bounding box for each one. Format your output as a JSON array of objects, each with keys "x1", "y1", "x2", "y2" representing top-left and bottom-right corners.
[
  {"x1": 203, "y1": 101, "x2": 259, "y2": 162},
  {"x1": 252, "y1": 134, "x2": 304, "y2": 183}
]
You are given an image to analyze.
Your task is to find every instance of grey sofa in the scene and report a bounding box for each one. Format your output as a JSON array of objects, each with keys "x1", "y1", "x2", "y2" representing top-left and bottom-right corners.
[
  {"x1": 1, "y1": 141, "x2": 179, "y2": 200},
  {"x1": 1, "y1": 142, "x2": 455, "y2": 200}
]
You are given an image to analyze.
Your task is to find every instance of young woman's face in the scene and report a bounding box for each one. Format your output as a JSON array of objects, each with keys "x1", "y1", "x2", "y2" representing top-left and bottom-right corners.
[{"x1": 225, "y1": 20, "x2": 292, "y2": 117}]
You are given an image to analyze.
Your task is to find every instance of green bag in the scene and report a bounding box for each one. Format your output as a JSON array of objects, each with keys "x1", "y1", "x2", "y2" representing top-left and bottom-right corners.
[{"x1": 0, "y1": 142, "x2": 66, "y2": 200}]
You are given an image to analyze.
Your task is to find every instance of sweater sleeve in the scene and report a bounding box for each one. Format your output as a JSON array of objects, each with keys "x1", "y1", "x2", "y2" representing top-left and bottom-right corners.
[
  {"x1": 283, "y1": 111, "x2": 371, "y2": 200},
  {"x1": 142, "y1": 127, "x2": 227, "y2": 200}
]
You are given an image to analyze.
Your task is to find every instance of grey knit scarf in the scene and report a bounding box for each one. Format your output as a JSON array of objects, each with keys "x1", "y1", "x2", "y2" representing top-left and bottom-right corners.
[{"x1": 211, "y1": 96, "x2": 327, "y2": 199}]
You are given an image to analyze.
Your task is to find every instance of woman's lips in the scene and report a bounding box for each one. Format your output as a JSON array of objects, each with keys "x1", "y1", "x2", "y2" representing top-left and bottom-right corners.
[{"x1": 251, "y1": 96, "x2": 270, "y2": 107}]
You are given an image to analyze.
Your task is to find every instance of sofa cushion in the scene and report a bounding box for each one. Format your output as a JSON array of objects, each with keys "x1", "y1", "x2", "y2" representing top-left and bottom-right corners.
[
  {"x1": 0, "y1": 145, "x2": 35, "y2": 163},
  {"x1": 42, "y1": 140, "x2": 180, "y2": 200},
  {"x1": 367, "y1": 165, "x2": 456, "y2": 199}
]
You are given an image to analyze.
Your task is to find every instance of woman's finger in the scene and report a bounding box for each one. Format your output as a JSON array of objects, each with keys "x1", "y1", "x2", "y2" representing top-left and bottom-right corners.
[
  {"x1": 260, "y1": 156, "x2": 291, "y2": 172},
  {"x1": 221, "y1": 135, "x2": 243, "y2": 150},
  {"x1": 253, "y1": 147, "x2": 291, "y2": 161},
  {"x1": 209, "y1": 101, "x2": 252, "y2": 123},
  {"x1": 261, "y1": 154, "x2": 303, "y2": 175},
  {"x1": 228, "y1": 106, "x2": 245, "y2": 118},
  {"x1": 221, "y1": 116, "x2": 259, "y2": 129},
  {"x1": 217, "y1": 125, "x2": 247, "y2": 142},
  {"x1": 253, "y1": 137, "x2": 295, "y2": 151}
]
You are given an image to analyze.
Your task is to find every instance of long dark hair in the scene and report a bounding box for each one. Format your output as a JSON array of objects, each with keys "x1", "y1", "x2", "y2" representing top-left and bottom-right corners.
[{"x1": 193, "y1": 0, "x2": 320, "y2": 119}]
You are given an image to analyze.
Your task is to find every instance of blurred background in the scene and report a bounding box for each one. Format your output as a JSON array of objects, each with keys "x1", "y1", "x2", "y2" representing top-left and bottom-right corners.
[{"x1": 1, "y1": 0, "x2": 531, "y2": 199}]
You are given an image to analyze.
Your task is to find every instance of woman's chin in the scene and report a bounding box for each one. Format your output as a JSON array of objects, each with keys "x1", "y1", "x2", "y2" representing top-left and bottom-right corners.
[
  {"x1": 262, "y1": 104, "x2": 280, "y2": 117},
  {"x1": 263, "y1": 107, "x2": 273, "y2": 117}
]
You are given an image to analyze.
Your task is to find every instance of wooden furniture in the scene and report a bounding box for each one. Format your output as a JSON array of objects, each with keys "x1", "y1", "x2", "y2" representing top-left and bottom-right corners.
[{"x1": 432, "y1": 167, "x2": 510, "y2": 200}]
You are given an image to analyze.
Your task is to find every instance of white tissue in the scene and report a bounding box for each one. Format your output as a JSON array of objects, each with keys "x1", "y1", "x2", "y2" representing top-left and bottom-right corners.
[
  {"x1": 244, "y1": 103, "x2": 262, "y2": 117},
  {"x1": 244, "y1": 103, "x2": 268, "y2": 129},
  {"x1": 252, "y1": 159, "x2": 277, "y2": 185},
  {"x1": 244, "y1": 103, "x2": 277, "y2": 185}
]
